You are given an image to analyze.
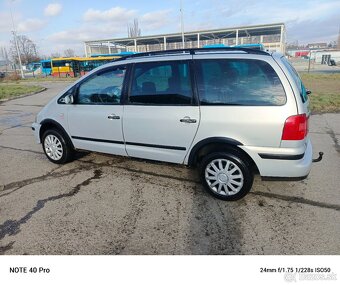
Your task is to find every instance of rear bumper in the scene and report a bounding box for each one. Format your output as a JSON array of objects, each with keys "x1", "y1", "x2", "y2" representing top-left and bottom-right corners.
[
  {"x1": 240, "y1": 138, "x2": 313, "y2": 178},
  {"x1": 31, "y1": 122, "x2": 41, "y2": 143}
]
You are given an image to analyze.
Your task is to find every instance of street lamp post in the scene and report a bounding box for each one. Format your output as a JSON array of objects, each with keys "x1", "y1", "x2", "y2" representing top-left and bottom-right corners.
[
  {"x1": 180, "y1": 0, "x2": 185, "y2": 49},
  {"x1": 9, "y1": 0, "x2": 24, "y2": 79},
  {"x1": 11, "y1": 31, "x2": 24, "y2": 79}
]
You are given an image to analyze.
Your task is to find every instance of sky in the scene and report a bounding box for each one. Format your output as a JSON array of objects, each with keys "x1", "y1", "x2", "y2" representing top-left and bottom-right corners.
[{"x1": 0, "y1": 0, "x2": 339, "y2": 56}]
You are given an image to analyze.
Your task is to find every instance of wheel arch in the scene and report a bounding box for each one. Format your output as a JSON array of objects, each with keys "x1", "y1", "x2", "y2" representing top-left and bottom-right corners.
[
  {"x1": 187, "y1": 137, "x2": 258, "y2": 172},
  {"x1": 39, "y1": 119, "x2": 74, "y2": 149}
]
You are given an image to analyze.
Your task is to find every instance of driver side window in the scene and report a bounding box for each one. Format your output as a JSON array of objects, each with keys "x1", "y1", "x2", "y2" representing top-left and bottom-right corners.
[{"x1": 76, "y1": 66, "x2": 126, "y2": 105}]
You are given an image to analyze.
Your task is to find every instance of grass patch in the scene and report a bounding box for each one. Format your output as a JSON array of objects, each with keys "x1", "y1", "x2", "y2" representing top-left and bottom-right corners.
[
  {"x1": 300, "y1": 73, "x2": 340, "y2": 113},
  {"x1": 1, "y1": 75, "x2": 77, "y2": 84},
  {"x1": 0, "y1": 83, "x2": 44, "y2": 100},
  {"x1": 20, "y1": 76, "x2": 77, "y2": 82}
]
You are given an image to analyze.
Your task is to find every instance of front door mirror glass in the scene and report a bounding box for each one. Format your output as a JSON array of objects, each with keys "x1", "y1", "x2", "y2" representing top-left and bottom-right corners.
[{"x1": 64, "y1": 94, "x2": 74, "y2": 104}]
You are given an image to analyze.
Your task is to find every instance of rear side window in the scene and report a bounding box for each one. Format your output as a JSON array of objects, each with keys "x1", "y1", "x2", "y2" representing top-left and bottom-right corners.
[
  {"x1": 129, "y1": 61, "x2": 193, "y2": 105},
  {"x1": 281, "y1": 57, "x2": 308, "y2": 103},
  {"x1": 195, "y1": 59, "x2": 286, "y2": 106}
]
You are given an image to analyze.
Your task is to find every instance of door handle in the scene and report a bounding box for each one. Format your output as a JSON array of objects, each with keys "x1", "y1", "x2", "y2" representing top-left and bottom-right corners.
[
  {"x1": 108, "y1": 114, "x2": 120, "y2": 120},
  {"x1": 180, "y1": 116, "x2": 197, "y2": 123}
]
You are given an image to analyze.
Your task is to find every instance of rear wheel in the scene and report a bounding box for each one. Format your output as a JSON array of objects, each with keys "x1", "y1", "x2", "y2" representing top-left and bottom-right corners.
[
  {"x1": 42, "y1": 129, "x2": 74, "y2": 164},
  {"x1": 200, "y1": 152, "x2": 253, "y2": 201}
]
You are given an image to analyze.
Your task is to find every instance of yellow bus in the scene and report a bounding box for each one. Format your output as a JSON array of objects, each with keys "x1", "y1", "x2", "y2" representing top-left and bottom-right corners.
[{"x1": 51, "y1": 56, "x2": 121, "y2": 77}]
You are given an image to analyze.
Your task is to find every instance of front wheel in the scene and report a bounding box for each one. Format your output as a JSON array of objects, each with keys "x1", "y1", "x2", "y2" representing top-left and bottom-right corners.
[
  {"x1": 42, "y1": 129, "x2": 74, "y2": 164},
  {"x1": 200, "y1": 152, "x2": 254, "y2": 201}
]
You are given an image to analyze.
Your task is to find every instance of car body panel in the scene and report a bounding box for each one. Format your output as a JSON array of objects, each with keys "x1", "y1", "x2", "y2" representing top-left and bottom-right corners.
[
  {"x1": 123, "y1": 105, "x2": 199, "y2": 163},
  {"x1": 67, "y1": 105, "x2": 126, "y2": 156},
  {"x1": 240, "y1": 137, "x2": 312, "y2": 177}
]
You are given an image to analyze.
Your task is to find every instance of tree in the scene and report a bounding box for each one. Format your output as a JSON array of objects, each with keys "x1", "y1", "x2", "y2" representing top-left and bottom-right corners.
[
  {"x1": 0, "y1": 46, "x2": 9, "y2": 63},
  {"x1": 50, "y1": 52, "x2": 61, "y2": 58},
  {"x1": 128, "y1": 18, "x2": 141, "y2": 38},
  {"x1": 327, "y1": 41, "x2": 337, "y2": 48},
  {"x1": 10, "y1": 34, "x2": 40, "y2": 65},
  {"x1": 64, "y1": 48, "x2": 75, "y2": 57}
]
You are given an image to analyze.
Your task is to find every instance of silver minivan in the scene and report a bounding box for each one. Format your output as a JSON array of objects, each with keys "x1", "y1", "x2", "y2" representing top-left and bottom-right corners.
[{"x1": 32, "y1": 48, "x2": 320, "y2": 200}]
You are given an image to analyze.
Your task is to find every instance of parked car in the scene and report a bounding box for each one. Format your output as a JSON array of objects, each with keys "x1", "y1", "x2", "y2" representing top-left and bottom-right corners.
[
  {"x1": 328, "y1": 59, "x2": 336, "y2": 66},
  {"x1": 32, "y1": 47, "x2": 317, "y2": 201},
  {"x1": 0, "y1": 71, "x2": 5, "y2": 78}
]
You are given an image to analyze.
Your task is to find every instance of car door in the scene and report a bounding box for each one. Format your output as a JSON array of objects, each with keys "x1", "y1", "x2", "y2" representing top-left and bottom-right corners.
[
  {"x1": 191, "y1": 54, "x2": 292, "y2": 149},
  {"x1": 67, "y1": 65, "x2": 127, "y2": 156},
  {"x1": 123, "y1": 58, "x2": 200, "y2": 163}
]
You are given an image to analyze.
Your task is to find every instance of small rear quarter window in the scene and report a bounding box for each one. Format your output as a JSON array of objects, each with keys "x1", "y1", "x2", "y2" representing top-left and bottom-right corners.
[{"x1": 281, "y1": 57, "x2": 308, "y2": 103}]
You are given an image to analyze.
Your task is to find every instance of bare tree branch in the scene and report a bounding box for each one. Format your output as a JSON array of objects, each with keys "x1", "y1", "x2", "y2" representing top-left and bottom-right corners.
[
  {"x1": 128, "y1": 18, "x2": 141, "y2": 38},
  {"x1": 50, "y1": 52, "x2": 61, "y2": 58},
  {"x1": 64, "y1": 49, "x2": 75, "y2": 57},
  {"x1": 10, "y1": 35, "x2": 40, "y2": 65}
]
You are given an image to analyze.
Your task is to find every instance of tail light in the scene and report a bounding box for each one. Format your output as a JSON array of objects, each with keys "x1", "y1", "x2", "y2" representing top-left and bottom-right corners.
[{"x1": 282, "y1": 114, "x2": 308, "y2": 140}]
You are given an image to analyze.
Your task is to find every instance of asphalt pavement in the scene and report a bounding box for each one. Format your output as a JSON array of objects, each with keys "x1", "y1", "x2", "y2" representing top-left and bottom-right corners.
[{"x1": 0, "y1": 82, "x2": 339, "y2": 255}]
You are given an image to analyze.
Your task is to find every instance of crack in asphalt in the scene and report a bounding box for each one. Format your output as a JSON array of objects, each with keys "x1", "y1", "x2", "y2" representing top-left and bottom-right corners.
[
  {"x1": 110, "y1": 181, "x2": 145, "y2": 254},
  {"x1": 0, "y1": 241, "x2": 15, "y2": 255},
  {"x1": 113, "y1": 164, "x2": 198, "y2": 184},
  {"x1": 0, "y1": 187, "x2": 21, "y2": 199},
  {"x1": 309, "y1": 131, "x2": 340, "y2": 135},
  {"x1": 323, "y1": 116, "x2": 340, "y2": 154},
  {"x1": 78, "y1": 158, "x2": 199, "y2": 183},
  {"x1": 12, "y1": 104, "x2": 44, "y2": 107},
  {"x1": 0, "y1": 112, "x2": 33, "y2": 125},
  {"x1": 0, "y1": 169, "x2": 102, "y2": 241},
  {"x1": 80, "y1": 159, "x2": 340, "y2": 212},
  {"x1": 0, "y1": 124, "x2": 23, "y2": 134},
  {"x1": 1, "y1": 164, "x2": 92, "y2": 191},
  {"x1": 251, "y1": 191, "x2": 340, "y2": 211},
  {"x1": 1, "y1": 109, "x2": 23, "y2": 113},
  {"x1": 1, "y1": 153, "x2": 339, "y2": 214},
  {"x1": 0, "y1": 145, "x2": 43, "y2": 155},
  {"x1": 326, "y1": 128, "x2": 340, "y2": 153}
]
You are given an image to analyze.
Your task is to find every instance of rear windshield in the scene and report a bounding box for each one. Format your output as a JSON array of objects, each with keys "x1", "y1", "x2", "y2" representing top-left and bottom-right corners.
[{"x1": 281, "y1": 56, "x2": 308, "y2": 103}]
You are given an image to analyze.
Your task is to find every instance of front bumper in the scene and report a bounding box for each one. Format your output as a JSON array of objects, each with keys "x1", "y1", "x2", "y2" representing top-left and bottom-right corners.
[{"x1": 31, "y1": 122, "x2": 41, "y2": 143}]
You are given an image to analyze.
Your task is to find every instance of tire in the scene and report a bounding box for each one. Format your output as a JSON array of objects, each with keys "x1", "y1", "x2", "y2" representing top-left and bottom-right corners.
[
  {"x1": 199, "y1": 152, "x2": 254, "y2": 201},
  {"x1": 42, "y1": 129, "x2": 74, "y2": 164}
]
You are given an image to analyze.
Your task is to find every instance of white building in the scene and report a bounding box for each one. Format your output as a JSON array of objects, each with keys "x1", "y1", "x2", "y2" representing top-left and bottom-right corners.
[
  {"x1": 314, "y1": 50, "x2": 340, "y2": 64},
  {"x1": 84, "y1": 23, "x2": 286, "y2": 56}
]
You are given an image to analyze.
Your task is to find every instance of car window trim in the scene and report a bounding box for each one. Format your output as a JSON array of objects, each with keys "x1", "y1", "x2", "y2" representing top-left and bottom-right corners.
[
  {"x1": 189, "y1": 60, "x2": 199, "y2": 106},
  {"x1": 120, "y1": 63, "x2": 132, "y2": 105}
]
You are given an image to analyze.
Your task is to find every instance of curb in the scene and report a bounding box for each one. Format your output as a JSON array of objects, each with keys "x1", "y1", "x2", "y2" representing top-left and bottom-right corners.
[{"x1": 0, "y1": 87, "x2": 47, "y2": 105}]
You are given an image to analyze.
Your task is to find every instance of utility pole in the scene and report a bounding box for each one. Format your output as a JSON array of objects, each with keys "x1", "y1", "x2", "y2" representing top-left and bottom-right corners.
[
  {"x1": 180, "y1": 0, "x2": 185, "y2": 49},
  {"x1": 10, "y1": 0, "x2": 24, "y2": 79},
  {"x1": 337, "y1": 25, "x2": 340, "y2": 49}
]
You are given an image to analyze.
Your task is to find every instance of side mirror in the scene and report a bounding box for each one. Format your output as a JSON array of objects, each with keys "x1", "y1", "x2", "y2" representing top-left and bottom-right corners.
[
  {"x1": 306, "y1": 90, "x2": 312, "y2": 95},
  {"x1": 64, "y1": 94, "x2": 74, "y2": 104}
]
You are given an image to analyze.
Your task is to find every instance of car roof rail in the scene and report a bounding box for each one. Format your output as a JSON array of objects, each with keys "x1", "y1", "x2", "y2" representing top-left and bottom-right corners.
[{"x1": 113, "y1": 47, "x2": 270, "y2": 62}]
